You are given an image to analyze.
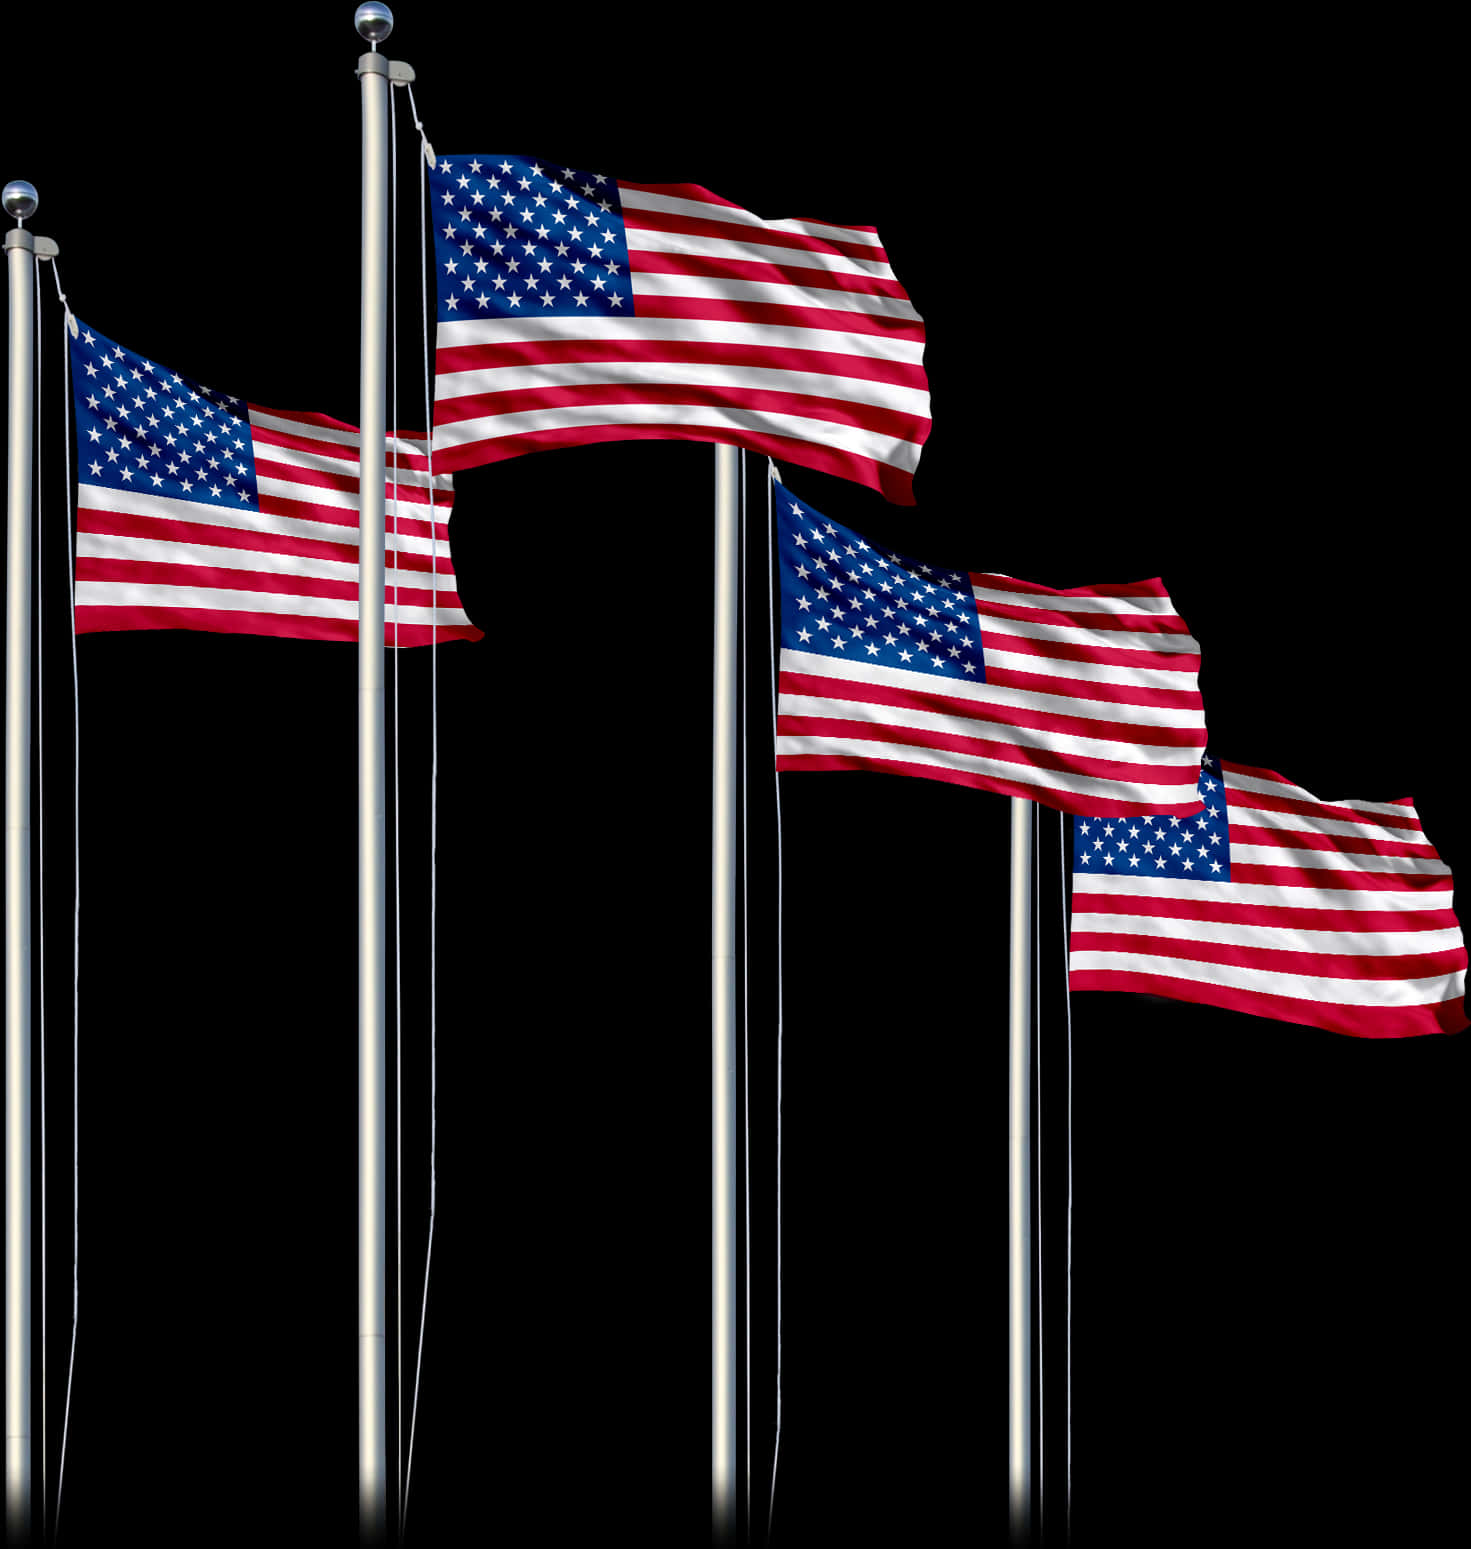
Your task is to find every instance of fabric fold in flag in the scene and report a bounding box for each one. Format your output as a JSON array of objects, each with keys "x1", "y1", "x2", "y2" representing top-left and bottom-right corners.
[
  {"x1": 69, "y1": 319, "x2": 482, "y2": 645},
  {"x1": 773, "y1": 480, "x2": 1208, "y2": 817},
  {"x1": 428, "y1": 154, "x2": 928, "y2": 503},
  {"x1": 1069, "y1": 755, "x2": 1468, "y2": 1038}
]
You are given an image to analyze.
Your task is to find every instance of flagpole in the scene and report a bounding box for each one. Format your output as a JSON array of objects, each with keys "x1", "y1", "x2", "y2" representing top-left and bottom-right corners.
[
  {"x1": 356, "y1": 6, "x2": 394, "y2": 1541},
  {"x1": 712, "y1": 442, "x2": 740, "y2": 1543},
  {"x1": 1009, "y1": 795, "x2": 1033, "y2": 1543},
  {"x1": 3, "y1": 177, "x2": 49, "y2": 1549}
]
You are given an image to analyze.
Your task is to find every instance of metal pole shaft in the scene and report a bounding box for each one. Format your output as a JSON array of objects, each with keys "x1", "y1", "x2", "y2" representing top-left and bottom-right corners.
[
  {"x1": 1008, "y1": 796, "x2": 1033, "y2": 1543},
  {"x1": 712, "y1": 443, "x2": 739, "y2": 1542},
  {"x1": 4, "y1": 225, "x2": 35, "y2": 1547},
  {"x1": 357, "y1": 49, "x2": 389, "y2": 1545}
]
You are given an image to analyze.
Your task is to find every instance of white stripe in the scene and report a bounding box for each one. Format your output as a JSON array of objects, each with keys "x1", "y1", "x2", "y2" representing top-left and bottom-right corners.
[
  {"x1": 617, "y1": 185, "x2": 889, "y2": 256},
  {"x1": 255, "y1": 474, "x2": 376, "y2": 515},
  {"x1": 77, "y1": 531, "x2": 465, "y2": 592},
  {"x1": 971, "y1": 582, "x2": 1178, "y2": 617},
  {"x1": 1227, "y1": 802, "x2": 1430, "y2": 846},
  {"x1": 75, "y1": 579, "x2": 472, "y2": 628},
  {"x1": 778, "y1": 690, "x2": 1198, "y2": 767},
  {"x1": 248, "y1": 409, "x2": 450, "y2": 480},
  {"x1": 1068, "y1": 949, "x2": 1465, "y2": 1008},
  {"x1": 254, "y1": 443, "x2": 451, "y2": 499},
  {"x1": 624, "y1": 223, "x2": 893, "y2": 282},
  {"x1": 984, "y1": 645, "x2": 1201, "y2": 694},
  {"x1": 78, "y1": 487, "x2": 451, "y2": 557},
  {"x1": 1224, "y1": 767, "x2": 1417, "y2": 821},
  {"x1": 77, "y1": 480, "x2": 450, "y2": 530},
  {"x1": 779, "y1": 649, "x2": 1201, "y2": 727},
  {"x1": 777, "y1": 732, "x2": 1199, "y2": 806},
  {"x1": 1070, "y1": 911, "x2": 1465, "y2": 956},
  {"x1": 433, "y1": 358, "x2": 929, "y2": 418},
  {"x1": 433, "y1": 400, "x2": 922, "y2": 469},
  {"x1": 1072, "y1": 874, "x2": 1448, "y2": 912},
  {"x1": 1230, "y1": 842, "x2": 1449, "y2": 876},
  {"x1": 435, "y1": 314, "x2": 926, "y2": 367},
  {"x1": 630, "y1": 269, "x2": 920, "y2": 323},
  {"x1": 980, "y1": 614, "x2": 1201, "y2": 657}
]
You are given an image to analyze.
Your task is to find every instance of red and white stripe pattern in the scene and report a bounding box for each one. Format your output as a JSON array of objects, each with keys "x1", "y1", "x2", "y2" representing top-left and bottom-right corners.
[
  {"x1": 76, "y1": 407, "x2": 481, "y2": 646},
  {"x1": 428, "y1": 155, "x2": 928, "y2": 503},
  {"x1": 773, "y1": 485, "x2": 1208, "y2": 817},
  {"x1": 1069, "y1": 758, "x2": 1468, "y2": 1038}
]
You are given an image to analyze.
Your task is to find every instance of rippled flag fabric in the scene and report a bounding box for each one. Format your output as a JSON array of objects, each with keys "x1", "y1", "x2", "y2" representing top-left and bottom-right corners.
[
  {"x1": 773, "y1": 481, "x2": 1208, "y2": 816},
  {"x1": 70, "y1": 320, "x2": 482, "y2": 645},
  {"x1": 1069, "y1": 756, "x2": 1468, "y2": 1038},
  {"x1": 428, "y1": 155, "x2": 929, "y2": 503}
]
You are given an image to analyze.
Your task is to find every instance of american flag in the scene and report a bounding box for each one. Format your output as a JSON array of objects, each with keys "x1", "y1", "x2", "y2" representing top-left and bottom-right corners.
[
  {"x1": 428, "y1": 154, "x2": 928, "y2": 503},
  {"x1": 69, "y1": 320, "x2": 482, "y2": 645},
  {"x1": 1069, "y1": 756, "x2": 1468, "y2": 1038},
  {"x1": 773, "y1": 480, "x2": 1208, "y2": 817}
]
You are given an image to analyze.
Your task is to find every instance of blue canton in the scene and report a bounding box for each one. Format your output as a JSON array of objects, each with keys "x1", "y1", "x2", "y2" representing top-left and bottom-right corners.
[
  {"x1": 1072, "y1": 756, "x2": 1231, "y2": 878},
  {"x1": 428, "y1": 155, "x2": 634, "y2": 322},
  {"x1": 69, "y1": 321, "x2": 259, "y2": 511},
  {"x1": 775, "y1": 480, "x2": 985, "y2": 682}
]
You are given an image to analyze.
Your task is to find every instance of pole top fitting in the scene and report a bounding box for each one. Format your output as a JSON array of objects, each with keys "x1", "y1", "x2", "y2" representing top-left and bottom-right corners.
[
  {"x1": 3, "y1": 181, "x2": 38, "y2": 226},
  {"x1": 355, "y1": 2, "x2": 393, "y2": 48}
]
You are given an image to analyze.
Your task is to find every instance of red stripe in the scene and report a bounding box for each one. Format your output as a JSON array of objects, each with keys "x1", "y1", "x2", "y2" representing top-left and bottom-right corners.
[
  {"x1": 79, "y1": 504, "x2": 357, "y2": 566},
  {"x1": 972, "y1": 572, "x2": 1171, "y2": 601},
  {"x1": 777, "y1": 713, "x2": 1202, "y2": 788},
  {"x1": 979, "y1": 625, "x2": 1200, "y2": 676},
  {"x1": 1228, "y1": 821, "x2": 1443, "y2": 863},
  {"x1": 76, "y1": 556, "x2": 462, "y2": 610},
  {"x1": 626, "y1": 246, "x2": 909, "y2": 302},
  {"x1": 776, "y1": 753, "x2": 1203, "y2": 818},
  {"x1": 249, "y1": 417, "x2": 440, "y2": 477},
  {"x1": 983, "y1": 661, "x2": 1205, "y2": 715},
  {"x1": 252, "y1": 454, "x2": 447, "y2": 507},
  {"x1": 1068, "y1": 892, "x2": 1462, "y2": 933},
  {"x1": 1229, "y1": 862, "x2": 1453, "y2": 894},
  {"x1": 431, "y1": 421, "x2": 917, "y2": 504},
  {"x1": 621, "y1": 181, "x2": 879, "y2": 234},
  {"x1": 434, "y1": 336, "x2": 928, "y2": 392},
  {"x1": 974, "y1": 595, "x2": 1193, "y2": 638},
  {"x1": 75, "y1": 605, "x2": 482, "y2": 646},
  {"x1": 432, "y1": 380, "x2": 926, "y2": 445},
  {"x1": 248, "y1": 405, "x2": 360, "y2": 436},
  {"x1": 632, "y1": 293, "x2": 925, "y2": 343},
  {"x1": 256, "y1": 494, "x2": 448, "y2": 542},
  {"x1": 77, "y1": 504, "x2": 459, "y2": 576},
  {"x1": 1068, "y1": 971, "x2": 1467, "y2": 1039},
  {"x1": 618, "y1": 194, "x2": 887, "y2": 265},
  {"x1": 1224, "y1": 765, "x2": 1423, "y2": 833},
  {"x1": 1070, "y1": 930, "x2": 1466, "y2": 983},
  {"x1": 777, "y1": 669, "x2": 1204, "y2": 748},
  {"x1": 1228, "y1": 789, "x2": 1424, "y2": 836}
]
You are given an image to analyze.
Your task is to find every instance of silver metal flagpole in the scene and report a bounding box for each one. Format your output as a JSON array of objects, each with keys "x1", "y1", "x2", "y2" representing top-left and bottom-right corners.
[
  {"x1": 712, "y1": 442, "x2": 740, "y2": 1543},
  {"x1": 5, "y1": 176, "x2": 54, "y2": 1549},
  {"x1": 355, "y1": 5, "x2": 395, "y2": 1540},
  {"x1": 1008, "y1": 795, "x2": 1034, "y2": 1543}
]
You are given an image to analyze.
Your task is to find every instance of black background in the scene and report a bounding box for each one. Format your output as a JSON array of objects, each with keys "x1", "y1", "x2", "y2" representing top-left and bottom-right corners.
[{"x1": 2, "y1": 9, "x2": 1464, "y2": 1546}]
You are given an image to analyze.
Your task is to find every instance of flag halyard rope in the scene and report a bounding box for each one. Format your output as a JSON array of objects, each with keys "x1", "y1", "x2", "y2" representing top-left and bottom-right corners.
[
  {"x1": 401, "y1": 80, "x2": 439, "y2": 1536},
  {"x1": 45, "y1": 256, "x2": 81, "y2": 1539}
]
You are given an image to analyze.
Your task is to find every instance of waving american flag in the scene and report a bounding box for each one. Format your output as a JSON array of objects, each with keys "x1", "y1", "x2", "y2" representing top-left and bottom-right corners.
[
  {"x1": 773, "y1": 480, "x2": 1209, "y2": 817},
  {"x1": 70, "y1": 320, "x2": 481, "y2": 645},
  {"x1": 1069, "y1": 756, "x2": 1468, "y2": 1038},
  {"x1": 428, "y1": 155, "x2": 928, "y2": 503}
]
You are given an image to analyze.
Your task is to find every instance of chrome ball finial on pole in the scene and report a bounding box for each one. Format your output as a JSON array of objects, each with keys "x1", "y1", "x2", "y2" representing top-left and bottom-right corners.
[
  {"x1": 1, "y1": 183, "x2": 38, "y2": 225},
  {"x1": 354, "y1": 2, "x2": 393, "y2": 46}
]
